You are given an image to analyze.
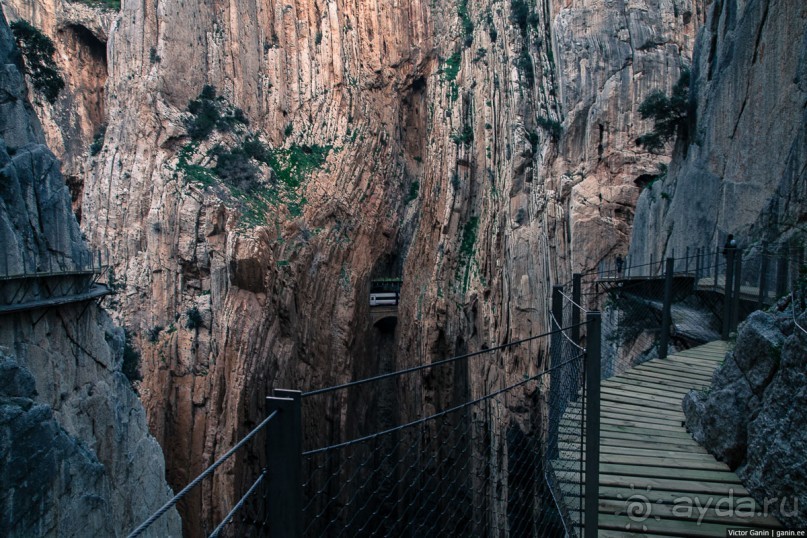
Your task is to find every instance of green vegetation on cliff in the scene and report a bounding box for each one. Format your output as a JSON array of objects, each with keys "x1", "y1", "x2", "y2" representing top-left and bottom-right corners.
[
  {"x1": 68, "y1": 0, "x2": 121, "y2": 10},
  {"x1": 178, "y1": 87, "x2": 332, "y2": 226},
  {"x1": 636, "y1": 69, "x2": 691, "y2": 153},
  {"x1": 10, "y1": 20, "x2": 64, "y2": 104}
]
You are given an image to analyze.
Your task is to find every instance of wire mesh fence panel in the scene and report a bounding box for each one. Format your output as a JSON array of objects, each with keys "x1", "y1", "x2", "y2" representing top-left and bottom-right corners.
[
  {"x1": 302, "y1": 380, "x2": 569, "y2": 537},
  {"x1": 300, "y1": 319, "x2": 589, "y2": 538}
]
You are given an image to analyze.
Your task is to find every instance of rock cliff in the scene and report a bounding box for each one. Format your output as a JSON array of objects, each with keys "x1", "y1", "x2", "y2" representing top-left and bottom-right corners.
[
  {"x1": 3, "y1": 0, "x2": 703, "y2": 533},
  {"x1": 684, "y1": 304, "x2": 807, "y2": 527},
  {"x1": 629, "y1": 0, "x2": 807, "y2": 261},
  {"x1": 0, "y1": 11, "x2": 180, "y2": 536}
]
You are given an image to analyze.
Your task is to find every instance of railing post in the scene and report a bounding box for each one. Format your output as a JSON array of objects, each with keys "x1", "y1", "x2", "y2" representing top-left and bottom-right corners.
[
  {"x1": 758, "y1": 249, "x2": 769, "y2": 308},
  {"x1": 548, "y1": 285, "x2": 564, "y2": 460},
  {"x1": 659, "y1": 257, "x2": 675, "y2": 359},
  {"x1": 731, "y1": 250, "x2": 743, "y2": 333},
  {"x1": 584, "y1": 311, "x2": 601, "y2": 538},
  {"x1": 572, "y1": 273, "x2": 582, "y2": 345},
  {"x1": 684, "y1": 247, "x2": 689, "y2": 274},
  {"x1": 714, "y1": 248, "x2": 719, "y2": 289},
  {"x1": 266, "y1": 390, "x2": 302, "y2": 538},
  {"x1": 776, "y1": 253, "x2": 788, "y2": 299},
  {"x1": 722, "y1": 248, "x2": 736, "y2": 340}
]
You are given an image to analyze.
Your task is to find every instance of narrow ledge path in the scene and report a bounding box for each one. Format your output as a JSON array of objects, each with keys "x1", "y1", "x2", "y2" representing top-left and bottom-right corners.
[{"x1": 555, "y1": 340, "x2": 782, "y2": 536}]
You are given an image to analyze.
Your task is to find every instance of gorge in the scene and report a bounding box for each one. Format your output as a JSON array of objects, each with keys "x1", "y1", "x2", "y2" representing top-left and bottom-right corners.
[{"x1": 0, "y1": 0, "x2": 805, "y2": 535}]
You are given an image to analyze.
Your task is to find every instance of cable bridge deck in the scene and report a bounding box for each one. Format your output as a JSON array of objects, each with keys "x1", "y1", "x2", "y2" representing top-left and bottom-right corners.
[{"x1": 553, "y1": 340, "x2": 781, "y2": 536}]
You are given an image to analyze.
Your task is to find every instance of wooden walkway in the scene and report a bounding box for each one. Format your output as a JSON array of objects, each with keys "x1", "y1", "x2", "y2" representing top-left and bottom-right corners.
[{"x1": 554, "y1": 341, "x2": 781, "y2": 536}]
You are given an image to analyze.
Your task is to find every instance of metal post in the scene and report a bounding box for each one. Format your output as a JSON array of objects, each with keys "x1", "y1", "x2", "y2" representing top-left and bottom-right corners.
[
  {"x1": 684, "y1": 247, "x2": 689, "y2": 274},
  {"x1": 659, "y1": 257, "x2": 675, "y2": 359},
  {"x1": 266, "y1": 390, "x2": 302, "y2": 538},
  {"x1": 758, "y1": 250, "x2": 769, "y2": 308},
  {"x1": 731, "y1": 250, "x2": 743, "y2": 332},
  {"x1": 584, "y1": 311, "x2": 601, "y2": 538},
  {"x1": 694, "y1": 248, "x2": 701, "y2": 288},
  {"x1": 650, "y1": 253, "x2": 655, "y2": 277},
  {"x1": 572, "y1": 273, "x2": 582, "y2": 345},
  {"x1": 776, "y1": 254, "x2": 788, "y2": 299},
  {"x1": 714, "y1": 248, "x2": 719, "y2": 289},
  {"x1": 548, "y1": 285, "x2": 564, "y2": 459},
  {"x1": 722, "y1": 248, "x2": 736, "y2": 340}
]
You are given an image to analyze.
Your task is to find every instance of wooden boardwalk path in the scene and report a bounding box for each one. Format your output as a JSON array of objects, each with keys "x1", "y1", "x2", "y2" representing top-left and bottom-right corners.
[{"x1": 554, "y1": 340, "x2": 781, "y2": 536}]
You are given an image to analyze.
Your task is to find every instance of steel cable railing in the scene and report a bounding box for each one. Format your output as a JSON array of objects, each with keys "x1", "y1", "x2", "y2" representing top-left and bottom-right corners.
[
  {"x1": 127, "y1": 410, "x2": 279, "y2": 538},
  {"x1": 300, "y1": 315, "x2": 592, "y2": 538}
]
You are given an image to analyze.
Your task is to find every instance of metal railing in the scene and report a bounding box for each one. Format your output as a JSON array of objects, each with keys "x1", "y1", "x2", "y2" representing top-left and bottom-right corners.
[
  {"x1": 128, "y1": 313, "x2": 603, "y2": 537},
  {"x1": 299, "y1": 318, "x2": 598, "y2": 538}
]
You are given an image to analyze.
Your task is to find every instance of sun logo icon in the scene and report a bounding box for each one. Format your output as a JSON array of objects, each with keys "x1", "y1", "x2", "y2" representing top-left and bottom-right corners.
[{"x1": 615, "y1": 484, "x2": 663, "y2": 531}]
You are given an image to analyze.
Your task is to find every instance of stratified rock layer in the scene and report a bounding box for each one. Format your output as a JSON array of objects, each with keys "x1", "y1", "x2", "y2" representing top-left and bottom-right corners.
[
  {"x1": 0, "y1": 12, "x2": 180, "y2": 537},
  {"x1": 5, "y1": 0, "x2": 704, "y2": 533},
  {"x1": 630, "y1": 0, "x2": 807, "y2": 260},
  {"x1": 684, "y1": 306, "x2": 807, "y2": 527}
]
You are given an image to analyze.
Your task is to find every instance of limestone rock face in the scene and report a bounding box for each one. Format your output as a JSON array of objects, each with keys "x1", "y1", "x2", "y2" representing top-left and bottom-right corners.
[
  {"x1": 1, "y1": 0, "x2": 112, "y2": 219},
  {"x1": 683, "y1": 305, "x2": 807, "y2": 527},
  {"x1": 629, "y1": 0, "x2": 807, "y2": 262},
  {"x1": 0, "y1": 13, "x2": 180, "y2": 537},
  {"x1": 4, "y1": 0, "x2": 705, "y2": 533}
]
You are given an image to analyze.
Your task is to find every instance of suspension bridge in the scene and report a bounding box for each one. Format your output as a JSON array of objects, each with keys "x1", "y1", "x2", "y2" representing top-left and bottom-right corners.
[{"x1": 125, "y1": 244, "x2": 805, "y2": 537}]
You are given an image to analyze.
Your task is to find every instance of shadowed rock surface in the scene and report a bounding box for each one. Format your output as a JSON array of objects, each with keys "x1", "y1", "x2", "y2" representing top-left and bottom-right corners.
[
  {"x1": 684, "y1": 305, "x2": 807, "y2": 527},
  {"x1": 0, "y1": 12, "x2": 180, "y2": 537}
]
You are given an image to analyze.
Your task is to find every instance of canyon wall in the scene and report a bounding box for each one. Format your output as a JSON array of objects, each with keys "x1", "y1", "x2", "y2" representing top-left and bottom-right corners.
[
  {"x1": 630, "y1": 0, "x2": 807, "y2": 261},
  {"x1": 3, "y1": 0, "x2": 702, "y2": 533},
  {"x1": 0, "y1": 12, "x2": 180, "y2": 536}
]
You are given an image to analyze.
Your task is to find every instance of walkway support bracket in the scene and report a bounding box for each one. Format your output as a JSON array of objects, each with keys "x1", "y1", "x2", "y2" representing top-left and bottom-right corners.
[{"x1": 584, "y1": 311, "x2": 601, "y2": 538}]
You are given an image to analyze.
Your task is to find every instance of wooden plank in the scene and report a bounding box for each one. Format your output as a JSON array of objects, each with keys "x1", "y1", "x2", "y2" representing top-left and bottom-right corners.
[
  {"x1": 647, "y1": 353, "x2": 722, "y2": 369},
  {"x1": 661, "y1": 358, "x2": 722, "y2": 373},
  {"x1": 662, "y1": 351, "x2": 723, "y2": 365},
  {"x1": 625, "y1": 364, "x2": 714, "y2": 383},
  {"x1": 573, "y1": 511, "x2": 760, "y2": 537},
  {"x1": 672, "y1": 347, "x2": 727, "y2": 359},
  {"x1": 632, "y1": 361, "x2": 716, "y2": 379},
  {"x1": 668, "y1": 352, "x2": 724, "y2": 365},
  {"x1": 560, "y1": 423, "x2": 695, "y2": 444},
  {"x1": 569, "y1": 399, "x2": 685, "y2": 419},
  {"x1": 559, "y1": 472, "x2": 750, "y2": 496},
  {"x1": 616, "y1": 371, "x2": 709, "y2": 392},
  {"x1": 558, "y1": 443, "x2": 712, "y2": 461},
  {"x1": 603, "y1": 380, "x2": 694, "y2": 399},
  {"x1": 600, "y1": 387, "x2": 685, "y2": 407},
  {"x1": 574, "y1": 409, "x2": 684, "y2": 428},
  {"x1": 616, "y1": 368, "x2": 711, "y2": 388},
  {"x1": 593, "y1": 498, "x2": 781, "y2": 528},
  {"x1": 556, "y1": 451, "x2": 731, "y2": 471},
  {"x1": 606, "y1": 373, "x2": 698, "y2": 391},
  {"x1": 596, "y1": 463, "x2": 740, "y2": 483},
  {"x1": 559, "y1": 483, "x2": 762, "y2": 510},
  {"x1": 656, "y1": 361, "x2": 719, "y2": 377},
  {"x1": 564, "y1": 416, "x2": 690, "y2": 434},
  {"x1": 605, "y1": 375, "x2": 696, "y2": 393},
  {"x1": 554, "y1": 458, "x2": 735, "y2": 479},
  {"x1": 598, "y1": 401, "x2": 685, "y2": 420},
  {"x1": 560, "y1": 433, "x2": 704, "y2": 453}
]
